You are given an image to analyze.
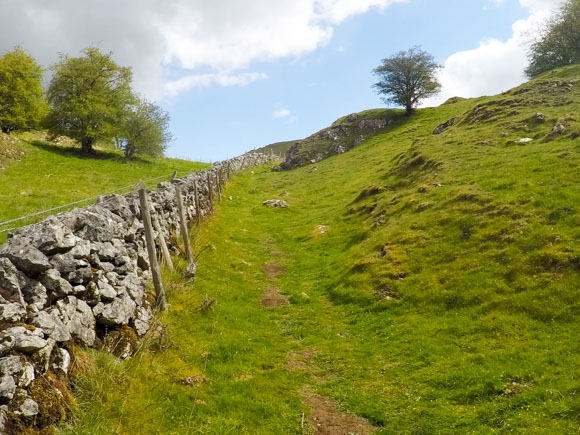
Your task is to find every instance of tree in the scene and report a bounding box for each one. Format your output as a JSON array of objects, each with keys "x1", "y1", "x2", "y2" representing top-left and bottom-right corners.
[
  {"x1": 0, "y1": 47, "x2": 48, "y2": 133},
  {"x1": 373, "y1": 47, "x2": 441, "y2": 115},
  {"x1": 526, "y1": 0, "x2": 580, "y2": 78},
  {"x1": 116, "y1": 99, "x2": 172, "y2": 159},
  {"x1": 44, "y1": 47, "x2": 135, "y2": 153}
]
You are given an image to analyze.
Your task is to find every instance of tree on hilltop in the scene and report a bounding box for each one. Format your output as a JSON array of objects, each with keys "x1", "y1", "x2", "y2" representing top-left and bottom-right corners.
[
  {"x1": 526, "y1": 0, "x2": 580, "y2": 78},
  {"x1": 0, "y1": 47, "x2": 48, "y2": 133},
  {"x1": 115, "y1": 99, "x2": 173, "y2": 159},
  {"x1": 373, "y1": 47, "x2": 441, "y2": 115},
  {"x1": 44, "y1": 47, "x2": 135, "y2": 153}
]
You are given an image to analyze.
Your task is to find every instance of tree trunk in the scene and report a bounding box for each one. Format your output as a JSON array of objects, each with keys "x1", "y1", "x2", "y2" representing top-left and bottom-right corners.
[{"x1": 81, "y1": 138, "x2": 95, "y2": 154}]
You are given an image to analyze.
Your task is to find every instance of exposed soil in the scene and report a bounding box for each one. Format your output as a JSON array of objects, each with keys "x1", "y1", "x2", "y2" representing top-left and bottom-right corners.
[
  {"x1": 261, "y1": 262, "x2": 287, "y2": 280},
  {"x1": 286, "y1": 348, "x2": 317, "y2": 371},
  {"x1": 261, "y1": 286, "x2": 289, "y2": 308},
  {"x1": 301, "y1": 386, "x2": 376, "y2": 435}
]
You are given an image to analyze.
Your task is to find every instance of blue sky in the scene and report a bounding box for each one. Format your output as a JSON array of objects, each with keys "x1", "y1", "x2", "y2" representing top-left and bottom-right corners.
[{"x1": 0, "y1": 0, "x2": 563, "y2": 162}]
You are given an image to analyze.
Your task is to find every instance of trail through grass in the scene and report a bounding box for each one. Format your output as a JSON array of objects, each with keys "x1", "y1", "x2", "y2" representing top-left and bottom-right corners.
[{"x1": 62, "y1": 66, "x2": 579, "y2": 433}]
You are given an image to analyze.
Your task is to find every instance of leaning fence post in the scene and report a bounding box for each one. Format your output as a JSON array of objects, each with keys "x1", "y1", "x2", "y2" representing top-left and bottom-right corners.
[
  {"x1": 171, "y1": 171, "x2": 178, "y2": 181},
  {"x1": 193, "y1": 179, "x2": 201, "y2": 224},
  {"x1": 216, "y1": 169, "x2": 222, "y2": 201},
  {"x1": 206, "y1": 171, "x2": 214, "y2": 214},
  {"x1": 152, "y1": 216, "x2": 174, "y2": 271},
  {"x1": 137, "y1": 182, "x2": 167, "y2": 311},
  {"x1": 175, "y1": 184, "x2": 194, "y2": 264}
]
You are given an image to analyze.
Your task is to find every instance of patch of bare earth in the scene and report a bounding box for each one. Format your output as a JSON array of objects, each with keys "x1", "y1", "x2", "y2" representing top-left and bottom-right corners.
[
  {"x1": 301, "y1": 386, "x2": 375, "y2": 435},
  {"x1": 286, "y1": 348, "x2": 317, "y2": 371},
  {"x1": 261, "y1": 262, "x2": 287, "y2": 280},
  {"x1": 261, "y1": 286, "x2": 289, "y2": 308}
]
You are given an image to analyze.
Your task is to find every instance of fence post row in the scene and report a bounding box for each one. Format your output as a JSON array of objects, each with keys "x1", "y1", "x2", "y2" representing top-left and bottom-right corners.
[
  {"x1": 152, "y1": 216, "x2": 174, "y2": 272},
  {"x1": 175, "y1": 184, "x2": 194, "y2": 265},
  {"x1": 216, "y1": 169, "x2": 222, "y2": 202},
  {"x1": 206, "y1": 171, "x2": 214, "y2": 215},
  {"x1": 137, "y1": 182, "x2": 168, "y2": 311}
]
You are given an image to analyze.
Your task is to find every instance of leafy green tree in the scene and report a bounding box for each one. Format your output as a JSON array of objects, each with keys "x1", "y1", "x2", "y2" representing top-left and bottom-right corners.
[
  {"x1": 373, "y1": 47, "x2": 441, "y2": 115},
  {"x1": 116, "y1": 99, "x2": 172, "y2": 159},
  {"x1": 0, "y1": 47, "x2": 48, "y2": 133},
  {"x1": 526, "y1": 0, "x2": 580, "y2": 78},
  {"x1": 44, "y1": 47, "x2": 135, "y2": 153}
]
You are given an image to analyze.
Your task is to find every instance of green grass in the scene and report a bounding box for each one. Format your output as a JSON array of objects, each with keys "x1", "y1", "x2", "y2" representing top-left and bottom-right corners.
[
  {"x1": 60, "y1": 65, "x2": 580, "y2": 433},
  {"x1": 253, "y1": 139, "x2": 298, "y2": 157},
  {"x1": 0, "y1": 135, "x2": 208, "y2": 242}
]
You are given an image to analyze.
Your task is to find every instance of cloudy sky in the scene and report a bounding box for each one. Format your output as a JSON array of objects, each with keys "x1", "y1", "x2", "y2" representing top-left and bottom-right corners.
[{"x1": 0, "y1": 0, "x2": 563, "y2": 161}]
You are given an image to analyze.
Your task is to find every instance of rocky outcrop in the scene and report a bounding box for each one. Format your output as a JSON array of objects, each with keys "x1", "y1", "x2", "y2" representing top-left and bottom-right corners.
[
  {"x1": 279, "y1": 112, "x2": 393, "y2": 170},
  {"x1": 0, "y1": 152, "x2": 273, "y2": 432}
]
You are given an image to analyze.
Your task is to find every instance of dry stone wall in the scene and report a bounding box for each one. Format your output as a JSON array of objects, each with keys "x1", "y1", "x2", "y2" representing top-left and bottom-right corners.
[{"x1": 0, "y1": 152, "x2": 273, "y2": 432}]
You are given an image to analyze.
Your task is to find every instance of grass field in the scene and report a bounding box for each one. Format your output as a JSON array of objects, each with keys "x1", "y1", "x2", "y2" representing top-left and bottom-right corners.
[
  {"x1": 59, "y1": 66, "x2": 580, "y2": 433},
  {"x1": 0, "y1": 135, "x2": 208, "y2": 243}
]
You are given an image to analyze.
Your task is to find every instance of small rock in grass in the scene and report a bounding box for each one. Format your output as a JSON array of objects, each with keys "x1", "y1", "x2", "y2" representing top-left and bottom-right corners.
[{"x1": 262, "y1": 199, "x2": 288, "y2": 208}]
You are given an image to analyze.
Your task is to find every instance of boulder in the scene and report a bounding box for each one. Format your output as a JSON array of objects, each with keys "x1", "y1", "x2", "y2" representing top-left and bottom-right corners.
[
  {"x1": 18, "y1": 363, "x2": 34, "y2": 388},
  {"x1": 262, "y1": 199, "x2": 288, "y2": 208},
  {"x1": 133, "y1": 306, "x2": 151, "y2": 336},
  {"x1": 0, "y1": 375, "x2": 16, "y2": 403},
  {"x1": 93, "y1": 293, "x2": 136, "y2": 326},
  {"x1": 17, "y1": 272, "x2": 48, "y2": 310},
  {"x1": 23, "y1": 218, "x2": 78, "y2": 255},
  {"x1": 56, "y1": 296, "x2": 96, "y2": 346},
  {"x1": 0, "y1": 327, "x2": 47, "y2": 353},
  {"x1": 0, "y1": 237, "x2": 52, "y2": 276},
  {"x1": 40, "y1": 269, "x2": 73, "y2": 299},
  {"x1": 30, "y1": 308, "x2": 72, "y2": 342},
  {"x1": 0, "y1": 258, "x2": 25, "y2": 306},
  {"x1": 97, "y1": 279, "x2": 117, "y2": 301},
  {"x1": 0, "y1": 303, "x2": 26, "y2": 322},
  {"x1": 0, "y1": 356, "x2": 22, "y2": 376},
  {"x1": 118, "y1": 273, "x2": 144, "y2": 305},
  {"x1": 53, "y1": 348, "x2": 70, "y2": 374},
  {"x1": 68, "y1": 267, "x2": 93, "y2": 285},
  {"x1": 16, "y1": 398, "x2": 38, "y2": 417}
]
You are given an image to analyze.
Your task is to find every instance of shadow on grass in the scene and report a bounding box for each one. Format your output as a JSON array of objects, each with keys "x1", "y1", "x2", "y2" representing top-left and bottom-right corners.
[{"x1": 26, "y1": 140, "x2": 149, "y2": 164}]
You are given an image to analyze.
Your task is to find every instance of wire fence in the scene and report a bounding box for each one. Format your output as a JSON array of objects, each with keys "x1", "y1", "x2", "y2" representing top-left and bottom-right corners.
[{"x1": 0, "y1": 172, "x2": 184, "y2": 235}]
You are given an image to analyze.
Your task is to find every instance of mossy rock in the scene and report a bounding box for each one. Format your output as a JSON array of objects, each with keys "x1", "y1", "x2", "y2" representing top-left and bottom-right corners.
[
  {"x1": 28, "y1": 372, "x2": 74, "y2": 429},
  {"x1": 103, "y1": 325, "x2": 139, "y2": 359}
]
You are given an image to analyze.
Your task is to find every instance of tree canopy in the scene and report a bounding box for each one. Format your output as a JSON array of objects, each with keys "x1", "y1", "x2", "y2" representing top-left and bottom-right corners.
[
  {"x1": 0, "y1": 47, "x2": 48, "y2": 133},
  {"x1": 116, "y1": 99, "x2": 172, "y2": 159},
  {"x1": 44, "y1": 47, "x2": 135, "y2": 153},
  {"x1": 526, "y1": 0, "x2": 580, "y2": 78},
  {"x1": 373, "y1": 47, "x2": 441, "y2": 115}
]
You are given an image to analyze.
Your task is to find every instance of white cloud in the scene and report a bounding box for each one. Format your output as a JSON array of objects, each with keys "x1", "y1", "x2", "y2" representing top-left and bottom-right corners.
[
  {"x1": 0, "y1": 0, "x2": 405, "y2": 100},
  {"x1": 273, "y1": 108, "x2": 292, "y2": 119},
  {"x1": 163, "y1": 72, "x2": 268, "y2": 96},
  {"x1": 423, "y1": 0, "x2": 563, "y2": 107}
]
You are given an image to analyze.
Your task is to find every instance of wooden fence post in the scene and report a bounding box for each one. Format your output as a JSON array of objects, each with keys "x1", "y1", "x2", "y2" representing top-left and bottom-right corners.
[
  {"x1": 137, "y1": 183, "x2": 167, "y2": 311},
  {"x1": 227, "y1": 162, "x2": 231, "y2": 180},
  {"x1": 193, "y1": 179, "x2": 201, "y2": 224},
  {"x1": 152, "y1": 216, "x2": 174, "y2": 271},
  {"x1": 216, "y1": 169, "x2": 222, "y2": 201},
  {"x1": 171, "y1": 171, "x2": 178, "y2": 181},
  {"x1": 175, "y1": 184, "x2": 194, "y2": 264},
  {"x1": 206, "y1": 171, "x2": 214, "y2": 214}
]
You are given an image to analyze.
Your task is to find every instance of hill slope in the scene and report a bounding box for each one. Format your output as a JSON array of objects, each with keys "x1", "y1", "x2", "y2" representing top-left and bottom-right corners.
[
  {"x1": 0, "y1": 135, "x2": 208, "y2": 242},
  {"x1": 61, "y1": 66, "x2": 579, "y2": 433}
]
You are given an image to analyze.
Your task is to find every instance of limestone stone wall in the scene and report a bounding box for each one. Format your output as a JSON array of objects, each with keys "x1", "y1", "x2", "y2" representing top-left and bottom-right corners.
[{"x1": 0, "y1": 152, "x2": 273, "y2": 431}]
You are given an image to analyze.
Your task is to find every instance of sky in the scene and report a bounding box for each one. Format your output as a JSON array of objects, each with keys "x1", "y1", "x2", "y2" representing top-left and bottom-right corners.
[{"x1": 0, "y1": 0, "x2": 564, "y2": 162}]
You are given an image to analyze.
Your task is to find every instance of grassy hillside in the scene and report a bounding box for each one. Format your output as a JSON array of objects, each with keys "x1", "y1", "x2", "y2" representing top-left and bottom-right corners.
[
  {"x1": 253, "y1": 139, "x2": 298, "y2": 157},
  {"x1": 60, "y1": 65, "x2": 579, "y2": 433},
  {"x1": 0, "y1": 134, "x2": 209, "y2": 242}
]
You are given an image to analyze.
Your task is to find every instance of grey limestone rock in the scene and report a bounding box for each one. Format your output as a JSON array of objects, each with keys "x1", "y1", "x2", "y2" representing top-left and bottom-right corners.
[
  {"x1": 0, "y1": 356, "x2": 22, "y2": 376},
  {"x1": 53, "y1": 348, "x2": 70, "y2": 374},
  {"x1": 1, "y1": 327, "x2": 47, "y2": 353},
  {"x1": 0, "y1": 237, "x2": 51, "y2": 276},
  {"x1": 0, "y1": 258, "x2": 25, "y2": 306},
  {"x1": 0, "y1": 336, "x2": 15, "y2": 357},
  {"x1": 119, "y1": 273, "x2": 144, "y2": 305},
  {"x1": 93, "y1": 293, "x2": 136, "y2": 326},
  {"x1": 433, "y1": 116, "x2": 459, "y2": 134},
  {"x1": 18, "y1": 363, "x2": 34, "y2": 388},
  {"x1": 97, "y1": 279, "x2": 117, "y2": 301},
  {"x1": 0, "y1": 375, "x2": 16, "y2": 403},
  {"x1": 16, "y1": 398, "x2": 38, "y2": 417},
  {"x1": 24, "y1": 218, "x2": 78, "y2": 255},
  {"x1": 56, "y1": 296, "x2": 96, "y2": 346},
  {"x1": 0, "y1": 303, "x2": 26, "y2": 322},
  {"x1": 17, "y1": 272, "x2": 48, "y2": 310},
  {"x1": 40, "y1": 269, "x2": 73, "y2": 299},
  {"x1": 262, "y1": 199, "x2": 288, "y2": 208},
  {"x1": 30, "y1": 308, "x2": 71, "y2": 342},
  {"x1": 133, "y1": 306, "x2": 151, "y2": 336}
]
